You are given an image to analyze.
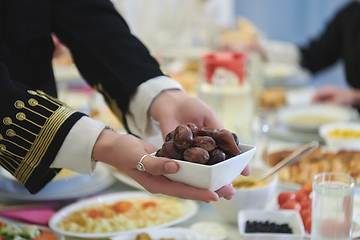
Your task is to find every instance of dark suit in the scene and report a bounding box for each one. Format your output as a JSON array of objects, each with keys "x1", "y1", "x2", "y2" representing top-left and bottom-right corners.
[
  {"x1": 0, "y1": 0, "x2": 163, "y2": 193},
  {"x1": 300, "y1": 1, "x2": 360, "y2": 89}
]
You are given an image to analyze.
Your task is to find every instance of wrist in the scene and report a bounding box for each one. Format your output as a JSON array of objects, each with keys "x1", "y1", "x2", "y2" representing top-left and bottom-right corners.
[{"x1": 92, "y1": 129, "x2": 120, "y2": 166}]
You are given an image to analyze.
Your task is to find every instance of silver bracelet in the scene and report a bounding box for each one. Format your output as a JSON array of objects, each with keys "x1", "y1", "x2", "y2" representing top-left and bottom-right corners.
[{"x1": 91, "y1": 125, "x2": 116, "y2": 163}]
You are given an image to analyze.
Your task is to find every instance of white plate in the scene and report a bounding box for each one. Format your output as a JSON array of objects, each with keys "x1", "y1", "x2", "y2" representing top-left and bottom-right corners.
[
  {"x1": 266, "y1": 113, "x2": 324, "y2": 143},
  {"x1": 49, "y1": 191, "x2": 198, "y2": 239},
  {"x1": 0, "y1": 163, "x2": 115, "y2": 201},
  {"x1": 112, "y1": 170, "x2": 144, "y2": 190},
  {"x1": 111, "y1": 227, "x2": 201, "y2": 240},
  {"x1": 276, "y1": 104, "x2": 358, "y2": 133}
]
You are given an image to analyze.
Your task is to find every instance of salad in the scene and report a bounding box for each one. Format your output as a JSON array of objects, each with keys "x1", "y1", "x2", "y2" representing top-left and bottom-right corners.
[{"x1": 0, "y1": 221, "x2": 56, "y2": 240}]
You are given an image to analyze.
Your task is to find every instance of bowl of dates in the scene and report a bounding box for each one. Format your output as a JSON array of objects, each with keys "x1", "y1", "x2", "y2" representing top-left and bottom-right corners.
[{"x1": 154, "y1": 123, "x2": 256, "y2": 191}]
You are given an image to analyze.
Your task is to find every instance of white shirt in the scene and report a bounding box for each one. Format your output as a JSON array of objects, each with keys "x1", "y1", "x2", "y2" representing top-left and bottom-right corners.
[{"x1": 50, "y1": 76, "x2": 183, "y2": 174}]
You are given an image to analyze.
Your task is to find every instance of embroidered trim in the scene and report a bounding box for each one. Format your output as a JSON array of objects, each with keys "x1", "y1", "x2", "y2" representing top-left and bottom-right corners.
[{"x1": 15, "y1": 105, "x2": 77, "y2": 184}]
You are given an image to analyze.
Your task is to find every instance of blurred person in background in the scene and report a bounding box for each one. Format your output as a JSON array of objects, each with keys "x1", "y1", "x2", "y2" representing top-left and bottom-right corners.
[
  {"x1": 260, "y1": 0, "x2": 360, "y2": 109},
  {"x1": 110, "y1": 0, "x2": 235, "y2": 56},
  {"x1": 0, "y1": 0, "x2": 249, "y2": 202}
]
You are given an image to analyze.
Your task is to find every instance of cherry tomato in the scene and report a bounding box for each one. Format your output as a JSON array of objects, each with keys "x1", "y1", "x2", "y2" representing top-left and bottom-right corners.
[
  {"x1": 304, "y1": 215, "x2": 312, "y2": 233},
  {"x1": 33, "y1": 230, "x2": 57, "y2": 240},
  {"x1": 300, "y1": 208, "x2": 312, "y2": 222},
  {"x1": 295, "y1": 190, "x2": 309, "y2": 202},
  {"x1": 278, "y1": 192, "x2": 296, "y2": 206},
  {"x1": 301, "y1": 182, "x2": 313, "y2": 195},
  {"x1": 280, "y1": 200, "x2": 301, "y2": 212},
  {"x1": 0, "y1": 221, "x2": 4, "y2": 228},
  {"x1": 300, "y1": 199, "x2": 312, "y2": 210}
]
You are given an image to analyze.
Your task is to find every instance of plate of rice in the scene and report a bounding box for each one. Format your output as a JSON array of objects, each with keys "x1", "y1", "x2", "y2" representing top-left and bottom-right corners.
[{"x1": 49, "y1": 191, "x2": 198, "y2": 239}]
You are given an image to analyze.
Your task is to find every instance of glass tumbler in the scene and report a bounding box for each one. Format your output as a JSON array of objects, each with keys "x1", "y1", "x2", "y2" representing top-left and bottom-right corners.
[{"x1": 311, "y1": 172, "x2": 355, "y2": 240}]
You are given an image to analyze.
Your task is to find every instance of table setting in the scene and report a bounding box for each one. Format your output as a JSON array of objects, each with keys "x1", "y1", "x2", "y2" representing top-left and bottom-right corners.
[{"x1": 1, "y1": 49, "x2": 360, "y2": 240}]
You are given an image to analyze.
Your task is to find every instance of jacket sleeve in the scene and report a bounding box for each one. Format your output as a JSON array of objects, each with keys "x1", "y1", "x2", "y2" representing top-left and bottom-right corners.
[
  {"x1": 299, "y1": 6, "x2": 343, "y2": 73},
  {"x1": 0, "y1": 63, "x2": 86, "y2": 194},
  {"x1": 50, "y1": 0, "x2": 164, "y2": 133}
]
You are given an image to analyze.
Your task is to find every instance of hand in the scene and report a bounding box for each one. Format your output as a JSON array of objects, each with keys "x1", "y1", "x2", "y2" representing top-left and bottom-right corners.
[
  {"x1": 92, "y1": 130, "x2": 235, "y2": 202},
  {"x1": 311, "y1": 85, "x2": 360, "y2": 107},
  {"x1": 149, "y1": 89, "x2": 251, "y2": 198}
]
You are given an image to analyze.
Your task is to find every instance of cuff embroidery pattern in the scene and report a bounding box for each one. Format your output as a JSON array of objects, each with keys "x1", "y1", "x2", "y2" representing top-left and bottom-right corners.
[{"x1": 0, "y1": 90, "x2": 77, "y2": 186}]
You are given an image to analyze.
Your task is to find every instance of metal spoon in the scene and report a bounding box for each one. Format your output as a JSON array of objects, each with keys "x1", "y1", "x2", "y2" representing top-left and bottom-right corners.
[{"x1": 256, "y1": 140, "x2": 320, "y2": 183}]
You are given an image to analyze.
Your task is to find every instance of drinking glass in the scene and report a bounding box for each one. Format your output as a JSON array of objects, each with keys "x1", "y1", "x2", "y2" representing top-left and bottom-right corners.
[{"x1": 311, "y1": 172, "x2": 355, "y2": 240}]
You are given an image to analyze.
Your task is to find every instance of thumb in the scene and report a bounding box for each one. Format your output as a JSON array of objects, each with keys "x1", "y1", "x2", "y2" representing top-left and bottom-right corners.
[{"x1": 140, "y1": 155, "x2": 179, "y2": 175}]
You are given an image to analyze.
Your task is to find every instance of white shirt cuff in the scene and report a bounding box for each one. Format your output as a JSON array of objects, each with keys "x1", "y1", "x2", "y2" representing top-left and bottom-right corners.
[
  {"x1": 50, "y1": 116, "x2": 107, "y2": 175},
  {"x1": 126, "y1": 76, "x2": 184, "y2": 139}
]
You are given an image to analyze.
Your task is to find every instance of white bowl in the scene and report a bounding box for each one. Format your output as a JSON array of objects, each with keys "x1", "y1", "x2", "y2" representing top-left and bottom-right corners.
[
  {"x1": 319, "y1": 121, "x2": 360, "y2": 151},
  {"x1": 211, "y1": 167, "x2": 278, "y2": 223},
  {"x1": 162, "y1": 144, "x2": 256, "y2": 191},
  {"x1": 238, "y1": 210, "x2": 305, "y2": 240},
  {"x1": 276, "y1": 104, "x2": 358, "y2": 133}
]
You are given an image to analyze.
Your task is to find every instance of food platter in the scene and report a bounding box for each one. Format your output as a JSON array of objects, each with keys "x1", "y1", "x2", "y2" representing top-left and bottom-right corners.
[
  {"x1": 276, "y1": 104, "x2": 358, "y2": 133},
  {"x1": 0, "y1": 163, "x2": 115, "y2": 201},
  {"x1": 49, "y1": 191, "x2": 198, "y2": 239},
  {"x1": 110, "y1": 227, "x2": 201, "y2": 240}
]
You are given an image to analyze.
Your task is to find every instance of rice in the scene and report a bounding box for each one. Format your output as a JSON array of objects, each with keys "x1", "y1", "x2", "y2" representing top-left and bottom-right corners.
[{"x1": 57, "y1": 196, "x2": 185, "y2": 233}]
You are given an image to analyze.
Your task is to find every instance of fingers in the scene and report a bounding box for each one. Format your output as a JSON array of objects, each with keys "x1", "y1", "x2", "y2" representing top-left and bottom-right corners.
[
  {"x1": 215, "y1": 184, "x2": 236, "y2": 200},
  {"x1": 241, "y1": 165, "x2": 251, "y2": 176},
  {"x1": 128, "y1": 170, "x2": 219, "y2": 202},
  {"x1": 141, "y1": 155, "x2": 179, "y2": 175}
]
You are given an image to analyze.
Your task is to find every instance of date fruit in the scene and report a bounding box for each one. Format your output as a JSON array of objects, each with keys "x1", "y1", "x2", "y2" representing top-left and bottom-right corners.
[
  {"x1": 174, "y1": 124, "x2": 194, "y2": 150},
  {"x1": 183, "y1": 147, "x2": 210, "y2": 164}
]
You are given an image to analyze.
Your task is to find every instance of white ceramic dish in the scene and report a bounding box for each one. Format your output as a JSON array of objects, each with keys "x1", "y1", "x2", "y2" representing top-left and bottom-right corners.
[
  {"x1": 49, "y1": 191, "x2": 198, "y2": 239},
  {"x1": 319, "y1": 121, "x2": 360, "y2": 151},
  {"x1": 111, "y1": 227, "x2": 201, "y2": 240},
  {"x1": 162, "y1": 144, "x2": 256, "y2": 191},
  {"x1": 238, "y1": 210, "x2": 305, "y2": 240},
  {"x1": 276, "y1": 104, "x2": 358, "y2": 133},
  {"x1": 211, "y1": 167, "x2": 278, "y2": 223},
  {"x1": 0, "y1": 163, "x2": 114, "y2": 201}
]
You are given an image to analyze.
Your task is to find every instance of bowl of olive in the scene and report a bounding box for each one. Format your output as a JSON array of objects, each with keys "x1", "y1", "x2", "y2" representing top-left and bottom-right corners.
[{"x1": 154, "y1": 123, "x2": 256, "y2": 191}]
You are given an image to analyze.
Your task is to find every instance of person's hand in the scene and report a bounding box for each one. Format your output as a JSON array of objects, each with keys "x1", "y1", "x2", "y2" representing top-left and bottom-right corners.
[
  {"x1": 52, "y1": 34, "x2": 64, "y2": 59},
  {"x1": 311, "y1": 85, "x2": 360, "y2": 107},
  {"x1": 92, "y1": 129, "x2": 233, "y2": 202},
  {"x1": 149, "y1": 89, "x2": 251, "y2": 199}
]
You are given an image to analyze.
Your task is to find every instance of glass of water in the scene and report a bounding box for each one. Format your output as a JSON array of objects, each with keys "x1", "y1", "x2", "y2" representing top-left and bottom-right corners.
[{"x1": 311, "y1": 172, "x2": 355, "y2": 240}]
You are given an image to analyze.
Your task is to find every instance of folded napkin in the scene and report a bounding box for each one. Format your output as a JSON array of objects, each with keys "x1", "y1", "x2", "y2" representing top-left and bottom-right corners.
[{"x1": 0, "y1": 207, "x2": 56, "y2": 226}]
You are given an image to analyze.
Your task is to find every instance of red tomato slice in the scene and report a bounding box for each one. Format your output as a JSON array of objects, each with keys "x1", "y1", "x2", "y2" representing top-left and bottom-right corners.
[
  {"x1": 300, "y1": 208, "x2": 312, "y2": 222},
  {"x1": 295, "y1": 190, "x2": 309, "y2": 202},
  {"x1": 301, "y1": 182, "x2": 313, "y2": 195},
  {"x1": 300, "y1": 199, "x2": 312, "y2": 210},
  {"x1": 278, "y1": 192, "x2": 296, "y2": 206},
  {"x1": 304, "y1": 215, "x2": 312, "y2": 234},
  {"x1": 280, "y1": 200, "x2": 301, "y2": 212}
]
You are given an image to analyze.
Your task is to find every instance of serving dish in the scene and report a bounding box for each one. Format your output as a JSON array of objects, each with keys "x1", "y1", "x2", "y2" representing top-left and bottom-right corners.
[
  {"x1": 276, "y1": 104, "x2": 358, "y2": 133},
  {"x1": 0, "y1": 163, "x2": 114, "y2": 201},
  {"x1": 238, "y1": 210, "x2": 305, "y2": 240},
  {"x1": 111, "y1": 227, "x2": 201, "y2": 240},
  {"x1": 319, "y1": 121, "x2": 360, "y2": 151},
  {"x1": 162, "y1": 144, "x2": 256, "y2": 191},
  {"x1": 211, "y1": 167, "x2": 278, "y2": 223},
  {"x1": 49, "y1": 191, "x2": 198, "y2": 239}
]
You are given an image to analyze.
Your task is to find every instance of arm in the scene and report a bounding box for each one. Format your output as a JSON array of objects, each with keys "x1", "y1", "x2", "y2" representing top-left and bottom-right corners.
[
  {"x1": 299, "y1": 4, "x2": 347, "y2": 73},
  {"x1": 0, "y1": 63, "x2": 85, "y2": 194},
  {"x1": 51, "y1": 0, "x2": 164, "y2": 133}
]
